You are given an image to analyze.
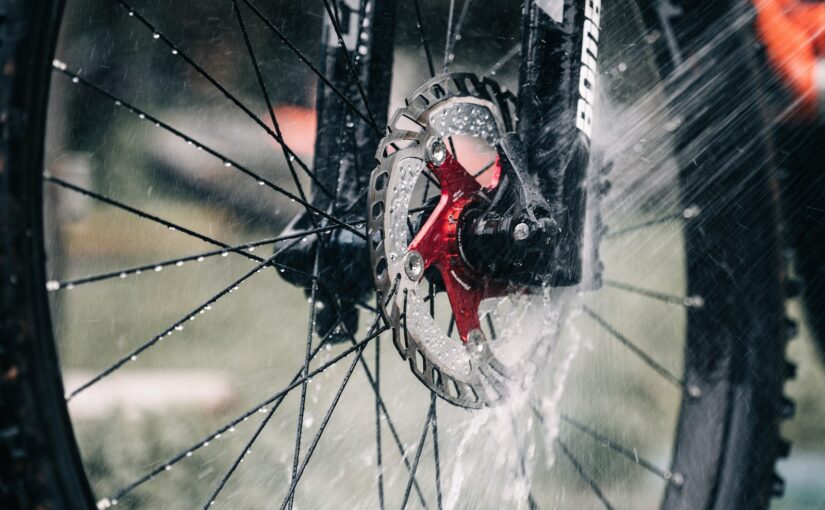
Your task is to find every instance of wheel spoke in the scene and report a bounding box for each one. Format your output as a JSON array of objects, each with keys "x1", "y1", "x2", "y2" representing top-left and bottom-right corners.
[
  {"x1": 443, "y1": 0, "x2": 474, "y2": 74},
  {"x1": 103, "y1": 325, "x2": 385, "y2": 505},
  {"x1": 604, "y1": 279, "x2": 704, "y2": 308},
  {"x1": 557, "y1": 439, "x2": 615, "y2": 510},
  {"x1": 288, "y1": 250, "x2": 321, "y2": 510},
  {"x1": 66, "y1": 238, "x2": 305, "y2": 400},
  {"x1": 241, "y1": 0, "x2": 381, "y2": 135},
  {"x1": 277, "y1": 342, "x2": 367, "y2": 509},
  {"x1": 50, "y1": 65, "x2": 364, "y2": 239},
  {"x1": 341, "y1": 312, "x2": 430, "y2": 508},
  {"x1": 472, "y1": 159, "x2": 497, "y2": 178},
  {"x1": 561, "y1": 414, "x2": 683, "y2": 486},
  {"x1": 582, "y1": 307, "x2": 685, "y2": 390},
  {"x1": 47, "y1": 223, "x2": 360, "y2": 291},
  {"x1": 46, "y1": 175, "x2": 256, "y2": 259},
  {"x1": 412, "y1": 0, "x2": 436, "y2": 78},
  {"x1": 231, "y1": 0, "x2": 316, "y2": 206},
  {"x1": 111, "y1": 0, "x2": 334, "y2": 199},
  {"x1": 431, "y1": 396, "x2": 443, "y2": 510},
  {"x1": 443, "y1": 0, "x2": 457, "y2": 73},
  {"x1": 486, "y1": 43, "x2": 520, "y2": 76},
  {"x1": 200, "y1": 314, "x2": 349, "y2": 510},
  {"x1": 374, "y1": 335, "x2": 385, "y2": 510},
  {"x1": 401, "y1": 394, "x2": 435, "y2": 510}
]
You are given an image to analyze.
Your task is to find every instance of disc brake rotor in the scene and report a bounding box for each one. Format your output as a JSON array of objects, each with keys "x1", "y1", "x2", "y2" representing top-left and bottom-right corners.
[{"x1": 368, "y1": 73, "x2": 550, "y2": 408}]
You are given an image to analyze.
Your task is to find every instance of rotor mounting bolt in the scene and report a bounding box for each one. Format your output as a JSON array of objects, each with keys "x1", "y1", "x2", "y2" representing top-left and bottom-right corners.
[
  {"x1": 427, "y1": 138, "x2": 447, "y2": 166},
  {"x1": 467, "y1": 329, "x2": 486, "y2": 355},
  {"x1": 513, "y1": 222, "x2": 530, "y2": 241},
  {"x1": 404, "y1": 250, "x2": 425, "y2": 282}
]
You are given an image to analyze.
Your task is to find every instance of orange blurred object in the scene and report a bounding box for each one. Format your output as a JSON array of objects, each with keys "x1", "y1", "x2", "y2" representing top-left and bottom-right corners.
[
  {"x1": 755, "y1": 0, "x2": 825, "y2": 121},
  {"x1": 269, "y1": 105, "x2": 317, "y2": 158}
]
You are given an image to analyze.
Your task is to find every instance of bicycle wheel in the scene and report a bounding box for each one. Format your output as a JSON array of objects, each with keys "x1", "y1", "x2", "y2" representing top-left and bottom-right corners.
[{"x1": 0, "y1": 0, "x2": 794, "y2": 509}]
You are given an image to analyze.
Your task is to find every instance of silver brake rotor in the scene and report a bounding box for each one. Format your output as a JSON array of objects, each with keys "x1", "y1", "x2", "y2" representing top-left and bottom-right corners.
[{"x1": 368, "y1": 73, "x2": 557, "y2": 408}]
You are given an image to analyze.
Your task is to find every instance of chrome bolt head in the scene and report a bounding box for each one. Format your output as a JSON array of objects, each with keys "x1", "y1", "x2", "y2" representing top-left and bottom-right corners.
[
  {"x1": 467, "y1": 329, "x2": 486, "y2": 355},
  {"x1": 513, "y1": 222, "x2": 530, "y2": 241},
  {"x1": 404, "y1": 251, "x2": 425, "y2": 282},
  {"x1": 427, "y1": 137, "x2": 447, "y2": 166}
]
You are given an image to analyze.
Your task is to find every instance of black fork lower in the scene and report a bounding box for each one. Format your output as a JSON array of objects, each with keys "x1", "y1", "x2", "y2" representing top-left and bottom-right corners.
[{"x1": 275, "y1": 0, "x2": 396, "y2": 339}]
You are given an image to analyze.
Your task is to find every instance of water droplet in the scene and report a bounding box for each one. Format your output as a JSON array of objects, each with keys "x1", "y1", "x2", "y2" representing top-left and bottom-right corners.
[
  {"x1": 152, "y1": 33, "x2": 160, "y2": 39},
  {"x1": 72, "y1": 77, "x2": 79, "y2": 84},
  {"x1": 258, "y1": 181, "x2": 265, "y2": 186},
  {"x1": 175, "y1": 325, "x2": 184, "y2": 331},
  {"x1": 303, "y1": 415, "x2": 314, "y2": 428},
  {"x1": 197, "y1": 256, "x2": 205, "y2": 262},
  {"x1": 130, "y1": 355, "x2": 138, "y2": 361},
  {"x1": 46, "y1": 280, "x2": 60, "y2": 291},
  {"x1": 154, "y1": 265, "x2": 163, "y2": 272},
  {"x1": 119, "y1": 272, "x2": 127, "y2": 279},
  {"x1": 138, "y1": 113, "x2": 146, "y2": 120},
  {"x1": 683, "y1": 205, "x2": 702, "y2": 219},
  {"x1": 223, "y1": 161, "x2": 232, "y2": 167},
  {"x1": 176, "y1": 261, "x2": 184, "y2": 267},
  {"x1": 221, "y1": 252, "x2": 229, "y2": 258},
  {"x1": 164, "y1": 465, "x2": 171, "y2": 471},
  {"x1": 171, "y1": 49, "x2": 178, "y2": 55}
]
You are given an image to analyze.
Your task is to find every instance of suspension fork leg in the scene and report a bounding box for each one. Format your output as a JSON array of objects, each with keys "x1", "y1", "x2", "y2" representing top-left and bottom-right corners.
[
  {"x1": 275, "y1": 0, "x2": 397, "y2": 338},
  {"x1": 313, "y1": 0, "x2": 396, "y2": 214},
  {"x1": 518, "y1": 0, "x2": 601, "y2": 285}
]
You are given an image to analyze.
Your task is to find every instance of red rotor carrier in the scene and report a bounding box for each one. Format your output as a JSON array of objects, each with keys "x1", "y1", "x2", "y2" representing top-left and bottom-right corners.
[{"x1": 407, "y1": 150, "x2": 511, "y2": 342}]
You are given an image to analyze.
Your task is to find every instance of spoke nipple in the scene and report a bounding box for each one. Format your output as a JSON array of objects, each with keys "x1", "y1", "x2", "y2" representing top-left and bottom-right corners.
[
  {"x1": 684, "y1": 295, "x2": 705, "y2": 308},
  {"x1": 513, "y1": 222, "x2": 530, "y2": 241},
  {"x1": 404, "y1": 251, "x2": 425, "y2": 282},
  {"x1": 52, "y1": 59, "x2": 68, "y2": 71},
  {"x1": 671, "y1": 472, "x2": 685, "y2": 487},
  {"x1": 427, "y1": 138, "x2": 447, "y2": 166},
  {"x1": 687, "y1": 384, "x2": 702, "y2": 399}
]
